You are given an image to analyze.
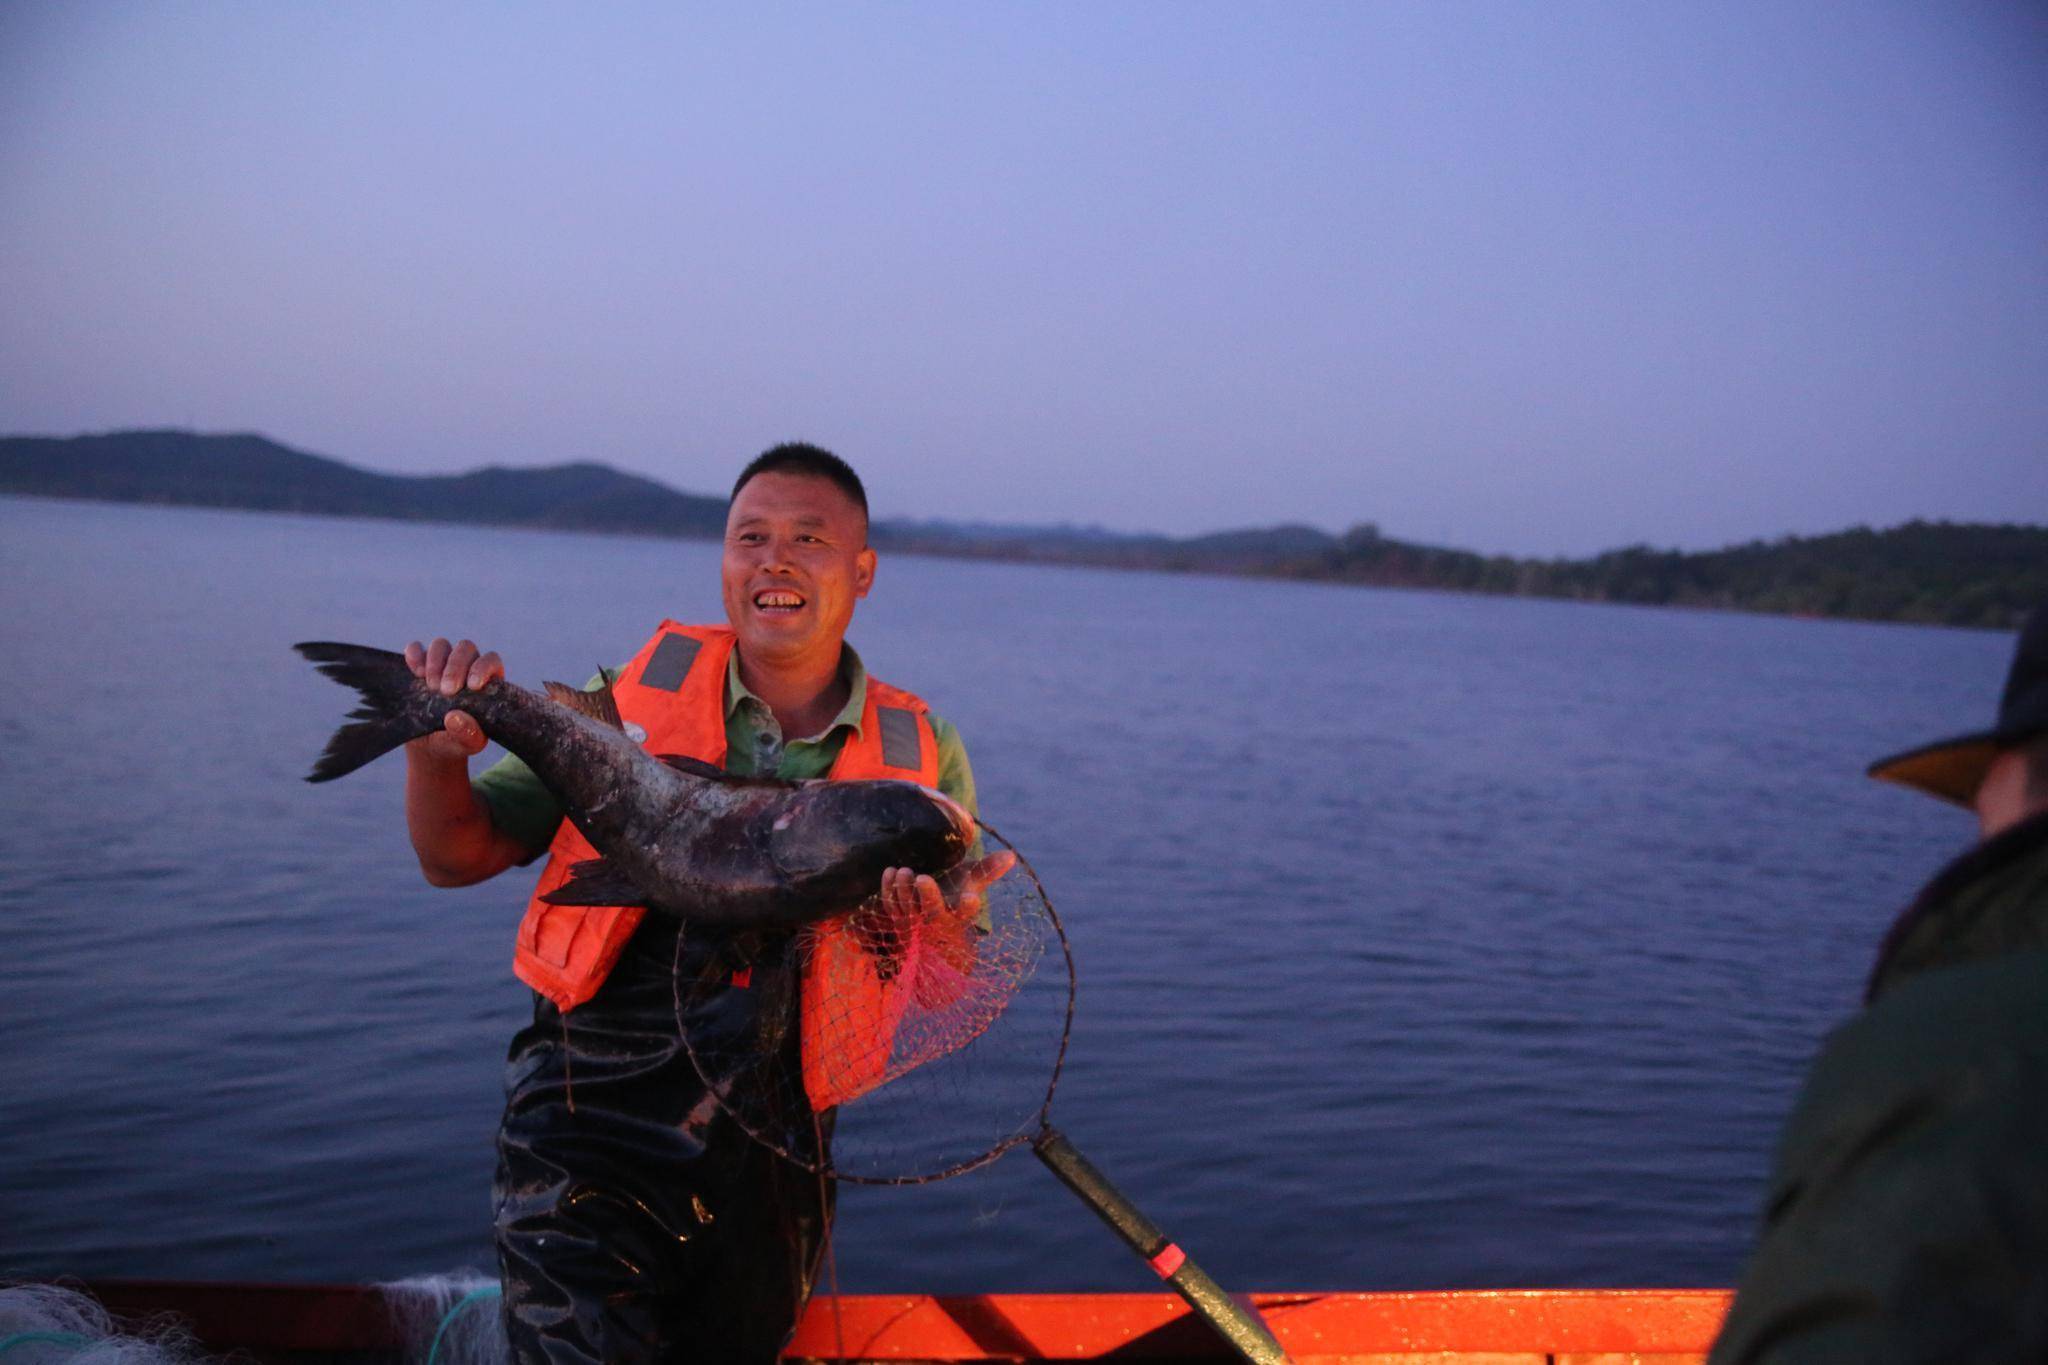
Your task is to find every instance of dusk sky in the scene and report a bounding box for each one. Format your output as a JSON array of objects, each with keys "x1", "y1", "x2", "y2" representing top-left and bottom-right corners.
[{"x1": 2, "y1": 3, "x2": 2042, "y2": 556}]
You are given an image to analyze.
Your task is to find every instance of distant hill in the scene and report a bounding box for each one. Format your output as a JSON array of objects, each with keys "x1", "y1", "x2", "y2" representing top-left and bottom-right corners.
[
  {"x1": 0, "y1": 430, "x2": 728, "y2": 537},
  {"x1": 3, "y1": 429, "x2": 2039, "y2": 628}
]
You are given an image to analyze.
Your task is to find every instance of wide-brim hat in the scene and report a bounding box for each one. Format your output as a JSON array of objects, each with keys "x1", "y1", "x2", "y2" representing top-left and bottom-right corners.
[{"x1": 1868, "y1": 605, "x2": 2048, "y2": 806}]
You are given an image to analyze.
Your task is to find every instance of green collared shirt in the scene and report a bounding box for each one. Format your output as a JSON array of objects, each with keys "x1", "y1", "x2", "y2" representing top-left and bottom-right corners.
[{"x1": 473, "y1": 642, "x2": 977, "y2": 859}]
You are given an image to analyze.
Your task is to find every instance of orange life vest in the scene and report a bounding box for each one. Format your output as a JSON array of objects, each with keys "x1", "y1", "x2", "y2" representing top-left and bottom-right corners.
[{"x1": 512, "y1": 621, "x2": 942, "y2": 1017}]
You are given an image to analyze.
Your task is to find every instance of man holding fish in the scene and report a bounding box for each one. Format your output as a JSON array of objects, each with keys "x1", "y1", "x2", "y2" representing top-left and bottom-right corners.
[{"x1": 389, "y1": 444, "x2": 1010, "y2": 1363}]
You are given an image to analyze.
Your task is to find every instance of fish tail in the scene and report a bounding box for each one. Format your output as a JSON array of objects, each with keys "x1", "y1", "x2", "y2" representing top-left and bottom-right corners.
[{"x1": 294, "y1": 641, "x2": 446, "y2": 782}]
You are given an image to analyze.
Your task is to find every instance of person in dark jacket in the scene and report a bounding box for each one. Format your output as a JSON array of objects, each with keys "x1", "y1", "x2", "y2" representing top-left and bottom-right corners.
[{"x1": 1710, "y1": 606, "x2": 2048, "y2": 1364}]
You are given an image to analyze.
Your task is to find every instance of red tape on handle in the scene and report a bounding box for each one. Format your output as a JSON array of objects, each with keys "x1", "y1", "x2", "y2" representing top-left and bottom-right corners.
[{"x1": 1147, "y1": 1242, "x2": 1187, "y2": 1278}]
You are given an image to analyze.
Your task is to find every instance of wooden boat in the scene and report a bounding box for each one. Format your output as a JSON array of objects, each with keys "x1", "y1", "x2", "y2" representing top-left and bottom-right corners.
[{"x1": 72, "y1": 1279, "x2": 1732, "y2": 1362}]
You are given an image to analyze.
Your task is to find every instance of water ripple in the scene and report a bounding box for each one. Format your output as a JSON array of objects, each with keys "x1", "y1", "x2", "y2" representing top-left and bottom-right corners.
[{"x1": 0, "y1": 497, "x2": 1997, "y2": 1292}]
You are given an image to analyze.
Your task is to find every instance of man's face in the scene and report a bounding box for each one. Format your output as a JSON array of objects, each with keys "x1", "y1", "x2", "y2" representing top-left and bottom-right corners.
[{"x1": 721, "y1": 470, "x2": 876, "y2": 674}]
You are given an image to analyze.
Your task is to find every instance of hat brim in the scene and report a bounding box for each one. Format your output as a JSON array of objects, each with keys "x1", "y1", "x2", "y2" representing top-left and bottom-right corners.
[{"x1": 1866, "y1": 733, "x2": 2005, "y2": 808}]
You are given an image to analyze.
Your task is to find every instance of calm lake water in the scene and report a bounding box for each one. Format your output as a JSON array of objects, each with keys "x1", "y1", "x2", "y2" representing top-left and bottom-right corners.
[{"x1": 0, "y1": 495, "x2": 2011, "y2": 1293}]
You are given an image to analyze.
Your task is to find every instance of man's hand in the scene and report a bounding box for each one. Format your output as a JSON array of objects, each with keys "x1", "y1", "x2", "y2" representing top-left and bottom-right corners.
[
  {"x1": 874, "y1": 852, "x2": 1017, "y2": 1008},
  {"x1": 876, "y1": 851, "x2": 1018, "y2": 928},
  {"x1": 402, "y1": 637, "x2": 525, "y2": 886},
  {"x1": 404, "y1": 637, "x2": 504, "y2": 762}
]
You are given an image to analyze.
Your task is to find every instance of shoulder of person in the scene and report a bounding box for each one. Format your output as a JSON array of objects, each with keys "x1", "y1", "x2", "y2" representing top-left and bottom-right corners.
[
  {"x1": 1780, "y1": 946, "x2": 2048, "y2": 1178},
  {"x1": 1712, "y1": 950, "x2": 2048, "y2": 1363}
]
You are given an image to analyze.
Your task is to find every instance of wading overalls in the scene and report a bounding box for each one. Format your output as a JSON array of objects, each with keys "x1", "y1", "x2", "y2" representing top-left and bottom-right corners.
[{"x1": 492, "y1": 622, "x2": 939, "y2": 1364}]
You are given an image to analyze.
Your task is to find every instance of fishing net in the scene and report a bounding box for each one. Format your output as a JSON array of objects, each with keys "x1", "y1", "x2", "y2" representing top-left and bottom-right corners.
[
  {"x1": 669, "y1": 819, "x2": 1287, "y2": 1361},
  {"x1": 674, "y1": 819, "x2": 1073, "y2": 1184}
]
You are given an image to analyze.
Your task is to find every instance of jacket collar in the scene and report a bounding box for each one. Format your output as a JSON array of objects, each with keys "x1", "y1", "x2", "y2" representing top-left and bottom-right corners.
[
  {"x1": 722, "y1": 643, "x2": 869, "y2": 741},
  {"x1": 1866, "y1": 806, "x2": 2048, "y2": 1001}
]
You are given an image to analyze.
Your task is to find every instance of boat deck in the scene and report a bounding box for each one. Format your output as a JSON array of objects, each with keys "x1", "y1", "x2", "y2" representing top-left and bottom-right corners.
[{"x1": 79, "y1": 1280, "x2": 1732, "y2": 1362}]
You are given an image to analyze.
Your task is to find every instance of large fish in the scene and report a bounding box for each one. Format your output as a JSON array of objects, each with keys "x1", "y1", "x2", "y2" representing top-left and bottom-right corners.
[{"x1": 295, "y1": 642, "x2": 974, "y2": 924}]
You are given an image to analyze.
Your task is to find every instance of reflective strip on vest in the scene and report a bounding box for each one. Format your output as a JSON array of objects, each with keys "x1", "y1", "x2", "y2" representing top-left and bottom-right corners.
[
  {"x1": 639, "y1": 631, "x2": 701, "y2": 692},
  {"x1": 876, "y1": 704, "x2": 922, "y2": 771}
]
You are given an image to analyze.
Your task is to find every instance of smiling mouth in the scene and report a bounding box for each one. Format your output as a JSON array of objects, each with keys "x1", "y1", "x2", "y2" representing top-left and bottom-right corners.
[{"x1": 753, "y1": 589, "x2": 806, "y2": 615}]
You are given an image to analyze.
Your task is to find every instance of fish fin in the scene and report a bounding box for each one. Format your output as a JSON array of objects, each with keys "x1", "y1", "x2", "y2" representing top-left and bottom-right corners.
[
  {"x1": 656, "y1": 753, "x2": 732, "y2": 780},
  {"x1": 539, "y1": 857, "x2": 648, "y2": 908},
  {"x1": 543, "y1": 678, "x2": 623, "y2": 731},
  {"x1": 294, "y1": 641, "x2": 442, "y2": 783}
]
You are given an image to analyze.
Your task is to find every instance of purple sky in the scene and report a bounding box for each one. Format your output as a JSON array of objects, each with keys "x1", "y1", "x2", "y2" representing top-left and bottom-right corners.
[{"x1": 2, "y1": 3, "x2": 2042, "y2": 555}]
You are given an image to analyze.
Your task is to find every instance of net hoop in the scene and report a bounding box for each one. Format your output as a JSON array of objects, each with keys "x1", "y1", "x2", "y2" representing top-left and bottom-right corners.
[{"x1": 673, "y1": 818, "x2": 1075, "y2": 1186}]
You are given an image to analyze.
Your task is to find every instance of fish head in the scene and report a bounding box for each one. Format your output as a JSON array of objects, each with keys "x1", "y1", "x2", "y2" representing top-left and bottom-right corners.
[{"x1": 768, "y1": 779, "x2": 974, "y2": 905}]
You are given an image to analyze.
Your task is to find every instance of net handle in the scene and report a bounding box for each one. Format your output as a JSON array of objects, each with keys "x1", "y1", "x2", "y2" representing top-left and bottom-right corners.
[{"x1": 1031, "y1": 1126, "x2": 1292, "y2": 1364}]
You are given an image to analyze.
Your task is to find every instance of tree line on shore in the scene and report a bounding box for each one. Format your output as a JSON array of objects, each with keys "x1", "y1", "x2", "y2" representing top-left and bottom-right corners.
[
  {"x1": 4, "y1": 429, "x2": 2038, "y2": 629},
  {"x1": 1271, "y1": 520, "x2": 2040, "y2": 629}
]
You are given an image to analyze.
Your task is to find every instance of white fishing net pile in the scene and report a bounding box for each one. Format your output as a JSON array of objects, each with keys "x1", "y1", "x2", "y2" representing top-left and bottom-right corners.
[
  {"x1": 377, "y1": 1272, "x2": 506, "y2": 1365},
  {"x1": 0, "y1": 1285, "x2": 208, "y2": 1365},
  {"x1": 0, "y1": 1276, "x2": 505, "y2": 1365}
]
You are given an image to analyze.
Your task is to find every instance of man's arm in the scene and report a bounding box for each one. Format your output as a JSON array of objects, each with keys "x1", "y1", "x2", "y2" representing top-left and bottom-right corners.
[{"x1": 931, "y1": 713, "x2": 978, "y2": 825}]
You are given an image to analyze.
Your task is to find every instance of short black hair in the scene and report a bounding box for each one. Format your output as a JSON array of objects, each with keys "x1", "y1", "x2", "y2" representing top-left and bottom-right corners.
[{"x1": 731, "y1": 442, "x2": 869, "y2": 524}]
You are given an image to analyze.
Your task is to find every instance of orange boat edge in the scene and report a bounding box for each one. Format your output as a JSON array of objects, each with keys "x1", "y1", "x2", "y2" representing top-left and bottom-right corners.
[{"x1": 72, "y1": 1279, "x2": 1733, "y2": 1362}]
